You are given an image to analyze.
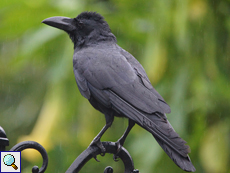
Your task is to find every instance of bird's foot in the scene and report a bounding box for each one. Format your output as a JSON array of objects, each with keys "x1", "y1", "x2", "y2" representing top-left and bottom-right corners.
[
  {"x1": 89, "y1": 136, "x2": 106, "y2": 152},
  {"x1": 113, "y1": 141, "x2": 122, "y2": 162},
  {"x1": 89, "y1": 136, "x2": 106, "y2": 162}
]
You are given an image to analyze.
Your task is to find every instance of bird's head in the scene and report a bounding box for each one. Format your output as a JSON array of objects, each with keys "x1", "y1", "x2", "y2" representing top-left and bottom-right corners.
[{"x1": 42, "y1": 12, "x2": 116, "y2": 48}]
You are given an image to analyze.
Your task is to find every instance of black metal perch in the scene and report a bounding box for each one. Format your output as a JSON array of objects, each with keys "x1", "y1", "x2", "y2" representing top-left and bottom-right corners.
[
  {"x1": 66, "y1": 141, "x2": 139, "y2": 173},
  {"x1": 0, "y1": 126, "x2": 139, "y2": 173},
  {"x1": 10, "y1": 141, "x2": 48, "y2": 173},
  {"x1": 0, "y1": 126, "x2": 9, "y2": 151}
]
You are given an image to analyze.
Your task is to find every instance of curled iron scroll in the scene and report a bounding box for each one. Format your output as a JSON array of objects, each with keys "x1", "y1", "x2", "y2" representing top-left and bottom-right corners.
[
  {"x1": 65, "y1": 141, "x2": 139, "y2": 173},
  {"x1": 0, "y1": 126, "x2": 9, "y2": 151},
  {"x1": 10, "y1": 141, "x2": 48, "y2": 173}
]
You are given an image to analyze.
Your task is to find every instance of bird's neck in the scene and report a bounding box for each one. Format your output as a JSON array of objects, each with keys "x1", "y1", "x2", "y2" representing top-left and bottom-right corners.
[{"x1": 73, "y1": 31, "x2": 117, "y2": 49}]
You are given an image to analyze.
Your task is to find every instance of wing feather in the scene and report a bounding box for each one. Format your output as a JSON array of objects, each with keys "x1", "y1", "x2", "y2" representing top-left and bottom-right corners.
[
  {"x1": 84, "y1": 83, "x2": 195, "y2": 172},
  {"x1": 73, "y1": 46, "x2": 170, "y2": 114},
  {"x1": 72, "y1": 45, "x2": 195, "y2": 172}
]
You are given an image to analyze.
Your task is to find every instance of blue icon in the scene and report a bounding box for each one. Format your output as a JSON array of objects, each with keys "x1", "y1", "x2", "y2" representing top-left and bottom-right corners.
[{"x1": 3, "y1": 154, "x2": 18, "y2": 170}]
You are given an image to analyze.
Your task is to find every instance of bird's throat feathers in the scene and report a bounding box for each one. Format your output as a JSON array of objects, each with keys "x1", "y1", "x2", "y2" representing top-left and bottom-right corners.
[{"x1": 71, "y1": 30, "x2": 117, "y2": 49}]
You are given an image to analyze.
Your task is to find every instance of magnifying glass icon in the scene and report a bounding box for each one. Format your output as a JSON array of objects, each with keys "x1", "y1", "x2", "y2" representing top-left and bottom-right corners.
[{"x1": 3, "y1": 154, "x2": 18, "y2": 170}]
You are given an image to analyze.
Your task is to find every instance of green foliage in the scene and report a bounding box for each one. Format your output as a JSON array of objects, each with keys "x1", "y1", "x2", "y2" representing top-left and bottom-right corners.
[{"x1": 1, "y1": 0, "x2": 230, "y2": 172}]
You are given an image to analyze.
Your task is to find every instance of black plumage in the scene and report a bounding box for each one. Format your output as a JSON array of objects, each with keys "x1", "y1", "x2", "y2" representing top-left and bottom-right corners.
[{"x1": 42, "y1": 12, "x2": 195, "y2": 172}]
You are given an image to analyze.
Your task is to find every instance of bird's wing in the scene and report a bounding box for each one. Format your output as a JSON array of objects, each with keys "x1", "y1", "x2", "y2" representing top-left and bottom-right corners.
[
  {"x1": 119, "y1": 47, "x2": 169, "y2": 103},
  {"x1": 73, "y1": 46, "x2": 170, "y2": 114},
  {"x1": 73, "y1": 47, "x2": 195, "y2": 172}
]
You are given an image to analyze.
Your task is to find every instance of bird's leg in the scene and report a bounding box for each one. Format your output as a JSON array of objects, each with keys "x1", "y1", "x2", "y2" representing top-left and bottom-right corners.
[
  {"x1": 89, "y1": 114, "x2": 114, "y2": 156},
  {"x1": 116, "y1": 119, "x2": 135, "y2": 148},
  {"x1": 113, "y1": 119, "x2": 135, "y2": 161}
]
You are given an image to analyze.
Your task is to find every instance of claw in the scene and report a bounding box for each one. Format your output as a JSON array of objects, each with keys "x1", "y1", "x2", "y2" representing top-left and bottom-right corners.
[
  {"x1": 89, "y1": 137, "x2": 106, "y2": 153},
  {"x1": 113, "y1": 141, "x2": 122, "y2": 161},
  {"x1": 91, "y1": 140, "x2": 106, "y2": 162},
  {"x1": 100, "y1": 152, "x2": 105, "y2": 156},
  {"x1": 113, "y1": 154, "x2": 119, "y2": 162},
  {"x1": 90, "y1": 139, "x2": 106, "y2": 162},
  {"x1": 93, "y1": 155, "x2": 100, "y2": 162}
]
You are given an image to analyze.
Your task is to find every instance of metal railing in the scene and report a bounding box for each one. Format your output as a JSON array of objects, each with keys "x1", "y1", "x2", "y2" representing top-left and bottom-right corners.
[{"x1": 0, "y1": 126, "x2": 139, "y2": 173}]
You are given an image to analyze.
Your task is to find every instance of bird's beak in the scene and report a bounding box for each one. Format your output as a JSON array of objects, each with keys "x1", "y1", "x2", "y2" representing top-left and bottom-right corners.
[{"x1": 42, "y1": 16, "x2": 75, "y2": 32}]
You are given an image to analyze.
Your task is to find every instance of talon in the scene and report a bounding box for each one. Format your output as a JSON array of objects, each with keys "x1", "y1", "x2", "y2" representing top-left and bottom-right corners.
[
  {"x1": 98, "y1": 142, "x2": 106, "y2": 153},
  {"x1": 100, "y1": 152, "x2": 105, "y2": 156},
  {"x1": 89, "y1": 138, "x2": 106, "y2": 153},
  {"x1": 113, "y1": 141, "x2": 122, "y2": 161},
  {"x1": 94, "y1": 155, "x2": 100, "y2": 162},
  {"x1": 113, "y1": 154, "x2": 119, "y2": 162}
]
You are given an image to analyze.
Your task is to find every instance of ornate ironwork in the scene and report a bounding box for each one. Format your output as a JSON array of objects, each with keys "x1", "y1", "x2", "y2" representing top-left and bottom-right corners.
[
  {"x1": 0, "y1": 126, "x2": 9, "y2": 151},
  {"x1": 10, "y1": 141, "x2": 48, "y2": 173},
  {"x1": 66, "y1": 141, "x2": 139, "y2": 173},
  {"x1": 0, "y1": 126, "x2": 138, "y2": 173}
]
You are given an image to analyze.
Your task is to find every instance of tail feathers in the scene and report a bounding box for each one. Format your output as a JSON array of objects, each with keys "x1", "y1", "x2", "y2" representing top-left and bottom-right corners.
[
  {"x1": 147, "y1": 113, "x2": 195, "y2": 172},
  {"x1": 147, "y1": 113, "x2": 190, "y2": 157},
  {"x1": 108, "y1": 90, "x2": 195, "y2": 171},
  {"x1": 154, "y1": 135, "x2": 196, "y2": 172}
]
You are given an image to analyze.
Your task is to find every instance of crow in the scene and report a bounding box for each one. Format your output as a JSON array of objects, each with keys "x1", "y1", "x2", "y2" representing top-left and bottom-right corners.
[{"x1": 42, "y1": 12, "x2": 195, "y2": 172}]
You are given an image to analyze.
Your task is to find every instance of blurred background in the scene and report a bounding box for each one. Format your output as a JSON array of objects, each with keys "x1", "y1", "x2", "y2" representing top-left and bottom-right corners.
[{"x1": 1, "y1": 0, "x2": 230, "y2": 172}]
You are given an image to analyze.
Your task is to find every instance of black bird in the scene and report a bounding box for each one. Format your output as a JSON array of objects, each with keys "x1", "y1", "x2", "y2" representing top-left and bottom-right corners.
[{"x1": 42, "y1": 12, "x2": 195, "y2": 172}]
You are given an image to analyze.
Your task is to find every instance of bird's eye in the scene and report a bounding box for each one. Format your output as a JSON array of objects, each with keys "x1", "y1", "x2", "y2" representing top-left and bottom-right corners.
[
  {"x1": 74, "y1": 19, "x2": 84, "y2": 28},
  {"x1": 78, "y1": 21, "x2": 83, "y2": 27}
]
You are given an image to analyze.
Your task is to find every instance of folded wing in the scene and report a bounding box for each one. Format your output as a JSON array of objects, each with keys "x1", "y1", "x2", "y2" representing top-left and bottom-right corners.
[{"x1": 73, "y1": 46, "x2": 195, "y2": 171}]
